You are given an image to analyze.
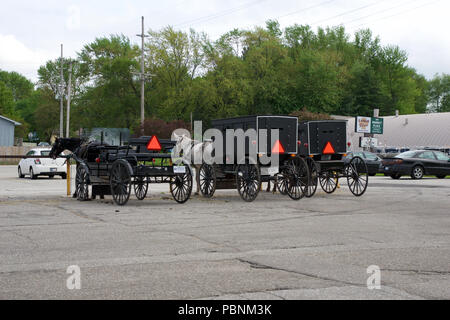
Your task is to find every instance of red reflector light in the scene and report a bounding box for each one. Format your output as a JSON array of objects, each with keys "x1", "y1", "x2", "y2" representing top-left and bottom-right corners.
[
  {"x1": 34, "y1": 159, "x2": 41, "y2": 165},
  {"x1": 95, "y1": 158, "x2": 101, "y2": 163},
  {"x1": 272, "y1": 140, "x2": 285, "y2": 154},
  {"x1": 347, "y1": 142, "x2": 352, "y2": 147},
  {"x1": 323, "y1": 141, "x2": 335, "y2": 155},
  {"x1": 147, "y1": 136, "x2": 162, "y2": 151}
]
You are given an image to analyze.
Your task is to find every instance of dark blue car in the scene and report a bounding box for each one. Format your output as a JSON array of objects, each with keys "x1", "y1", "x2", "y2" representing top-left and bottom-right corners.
[{"x1": 382, "y1": 150, "x2": 450, "y2": 179}]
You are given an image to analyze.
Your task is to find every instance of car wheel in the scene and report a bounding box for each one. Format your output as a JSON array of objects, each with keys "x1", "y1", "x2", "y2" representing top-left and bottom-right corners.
[
  {"x1": 30, "y1": 167, "x2": 37, "y2": 180},
  {"x1": 18, "y1": 166, "x2": 25, "y2": 178},
  {"x1": 61, "y1": 173, "x2": 67, "y2": 180},
  {"x1": 411, "y1": 166, "x2": 424, "y2": 180},
  {"x1": 369, "y1": 173, "x2": 376, "y2": 177},
  {"x1": 436, "y1": 175, "x2": 446, "y2": 179},
  {"x1": 390, "y1": 174, "x2": 401, "y2": 180}
]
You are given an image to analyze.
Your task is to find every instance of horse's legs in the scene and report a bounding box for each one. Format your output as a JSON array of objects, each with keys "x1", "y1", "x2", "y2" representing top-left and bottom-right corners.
[
  {"x1": 195, "y1": 165, "x2": 200, "y2": 195},
  {"x1": 266, "y1": 179, "x2": 271, "y2": 192}
]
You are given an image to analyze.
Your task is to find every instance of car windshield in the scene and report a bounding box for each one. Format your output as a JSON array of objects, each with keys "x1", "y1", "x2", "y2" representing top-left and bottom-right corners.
[
  {"x1": 365, "y1": 153, "x2": 378, "y2": 160},
  {"x1": 395, "y1": 151, "x2": 417, "y2": 159}
]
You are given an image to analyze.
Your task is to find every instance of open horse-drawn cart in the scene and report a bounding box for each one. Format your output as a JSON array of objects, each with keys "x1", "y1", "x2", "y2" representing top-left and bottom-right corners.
[
  {"x1": 296, "y1": 120, "x2": 369, "y2": 197},
  {"x1": 196, "y1": 116, "x2": 310, "y2": 202},
  {"x1": 51, "y1": 136, "x2": 193, "y2": 206}
]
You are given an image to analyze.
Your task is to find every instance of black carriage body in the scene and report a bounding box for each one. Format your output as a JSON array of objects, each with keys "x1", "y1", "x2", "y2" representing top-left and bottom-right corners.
[
  {"x1": 298, "y1": 120, "x2": 348, "y2": 171},
  {"x1": 211, "y1": 115, "x2": 298, "y2": 164},
  {"x1": 86, "y1": 136, "x2": 181, "y2": 181},
  {"x1": 73, "y1": 135, "x2": 193, "y2": 204}
]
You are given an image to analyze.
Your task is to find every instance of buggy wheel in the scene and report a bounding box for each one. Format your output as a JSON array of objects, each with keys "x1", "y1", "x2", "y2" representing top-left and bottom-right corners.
[
  {"x1": 134, "y1": 176, "x2": 148, "y2": 200},
  {"x1": 236, "y1": 162, "x2": 261, "y2": 202},
  {"x1": 276, "y1": 172, "x2": 288, "y2": 195},
  {"x1": 170, "y1": 164, "x2": 193, "y2": 204},
  {"x1": 305, "y1": 158, "x2": 318, "y2": 198},
  {"x1": 110, "y1": 160, "x2": 132, "y2": 206},
  {"x1": 75, "y1": 164, "x2": 90, "y2": 201},
  {"x1": 345, "y1": 156, "x2": 369, "y2": 197},
  {"x1": 199, "y1": 163, "x2": 216, "y2": 198},
  {"x1": 285, "y1": 157, "x2": 309, "y2": 201},
  {"x1": 319, "y1": 170, "x2": 338, "y2": 194}
]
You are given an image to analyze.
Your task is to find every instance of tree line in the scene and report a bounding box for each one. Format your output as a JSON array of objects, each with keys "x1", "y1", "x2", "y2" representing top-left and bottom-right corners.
[{"x1": 1, "y1": 21, "x2": 449, "y2": 141}]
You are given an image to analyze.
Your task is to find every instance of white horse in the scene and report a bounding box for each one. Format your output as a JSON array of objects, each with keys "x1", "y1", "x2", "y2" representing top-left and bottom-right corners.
[{"x1": 173, "y1": 133, "x2": 213, "y2": 195}]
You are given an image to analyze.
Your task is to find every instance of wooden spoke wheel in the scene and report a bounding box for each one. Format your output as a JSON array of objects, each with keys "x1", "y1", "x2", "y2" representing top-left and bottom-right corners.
[
  {"x1": 276, "y1": 172, "x2": 288, "y2": 196},
  {"x1": 110, "y1": 160, "x2": 132, "y2": 206},
  {"x1": 199, "y1": 163, "x2": 216, "y2": 198},
  {"x1": 134, "y1": 176, "x2": 149, "y2": 200},
  {"x1": 236, "y1": 162, "x2": 261, "y2": 202},
  {"x1": 345, "y1": 156, "x2": 369, "y2": 197},
  {"x1": 75, "y1": 164, "x2": 90, "y2": 201},
  {"x1": 305, "y1": 157, "x2": 318, "y2": 198},
  {"x1": 319, "y1": 170, "x2": 339, "y2": 194},
  {"x1": 170, "y1": 164, "x2": 193, "y2": 204},
  {"x1": 285, "y1": 157, "x2": 309, "y2": 201}
]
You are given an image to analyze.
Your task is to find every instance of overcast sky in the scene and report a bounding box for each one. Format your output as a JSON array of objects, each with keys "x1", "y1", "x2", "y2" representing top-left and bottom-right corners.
[{"x1": 0, "y1": 0, "x2": 448, "y2": 82}]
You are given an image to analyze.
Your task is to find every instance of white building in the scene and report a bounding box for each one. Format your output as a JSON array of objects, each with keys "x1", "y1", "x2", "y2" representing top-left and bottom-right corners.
[
  {"x1": 333, "y1": 112, "x2": 450, "y2": 152},
  {"x1": 0, "y1": 115, "x2": 21, "y2": 146}
]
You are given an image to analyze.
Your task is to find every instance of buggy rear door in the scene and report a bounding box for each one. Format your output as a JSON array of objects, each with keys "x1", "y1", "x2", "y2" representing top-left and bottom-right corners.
[
  {"x1": 257, "y1": 116, "x2": 298, "y2": 154},
  {"x1": 309, "y1": 121, "x2": 347, "y2": 155}
]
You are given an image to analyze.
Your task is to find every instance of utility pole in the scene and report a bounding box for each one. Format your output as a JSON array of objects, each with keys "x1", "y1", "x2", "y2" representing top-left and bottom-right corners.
[
  {"x1": 66, "y1": 61, "x2": 72, "y2": 138},
  {"x1": 59, "y1": 44, "x2": 64, "y2": 138},
  {"x1": 136, "y1": 16, "x2": 152, "y2": 136}
]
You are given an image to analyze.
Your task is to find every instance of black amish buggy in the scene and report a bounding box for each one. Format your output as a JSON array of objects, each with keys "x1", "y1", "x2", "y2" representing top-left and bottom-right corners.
[
  {"x1": 296, "y1": 120, "x2": 369, "y2": 197},
  {"x1": 49, "y1": 136, "x2": 193, "y2": 206},
  {"x1": 196, "y1": 115, "x2": 310, "y2": 202}
]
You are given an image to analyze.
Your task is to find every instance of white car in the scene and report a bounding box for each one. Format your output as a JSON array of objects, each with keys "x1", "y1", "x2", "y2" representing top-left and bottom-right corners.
[{"x1": 18, "y1": 148, "x2": 67, "y2": 179}]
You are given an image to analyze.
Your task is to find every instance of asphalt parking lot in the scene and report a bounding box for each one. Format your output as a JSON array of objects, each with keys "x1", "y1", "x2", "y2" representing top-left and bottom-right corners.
[{"x1": 0, "y1": 165, "x2": 449, "y2": 300}]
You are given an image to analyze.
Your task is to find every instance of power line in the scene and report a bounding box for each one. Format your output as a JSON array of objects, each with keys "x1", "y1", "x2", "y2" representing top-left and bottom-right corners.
[
  {"x1": 309, "y1": 0, "x2": 389, "y2": 27},
  {"x1": 173, "y1": 0, "x2": 267, "y2": 28},
  {"x1": 341, "y1": 0, "x2": 422, "y2": 28},
  {"x1": 273, "y1": 0, "x2": 338, "y2": 21},
  {"x1": 352, "y1": 0, "x2": 444, "y2": 29}
]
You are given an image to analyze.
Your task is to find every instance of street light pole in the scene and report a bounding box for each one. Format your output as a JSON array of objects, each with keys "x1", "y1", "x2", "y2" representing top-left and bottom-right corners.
[
  {"x1": 137, "y1": 16, "x2": 147, "y2": 136},
  {"x1": 66, "y1": 61, "x2": 72, "y2": 138},
  {"x1": 59, "y1": 44, "x2": 64, "y2": 138}
]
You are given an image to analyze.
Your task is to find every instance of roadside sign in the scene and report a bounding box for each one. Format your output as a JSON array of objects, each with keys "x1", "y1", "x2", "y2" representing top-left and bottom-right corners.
[
  {"x1": 355, "y1": 116, "x2": 371, "y2": 134},
  {"x1": 355, "y1": 116, "x2": 384, "y2": 134},
  {"x1": 371, "y1": 118, "x2": 384, "y2": 134}
]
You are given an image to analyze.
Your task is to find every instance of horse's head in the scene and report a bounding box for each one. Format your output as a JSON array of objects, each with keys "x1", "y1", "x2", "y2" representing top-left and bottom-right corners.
[{"x1": 49, "y1": 138, "x2": 83, "y2": 159}]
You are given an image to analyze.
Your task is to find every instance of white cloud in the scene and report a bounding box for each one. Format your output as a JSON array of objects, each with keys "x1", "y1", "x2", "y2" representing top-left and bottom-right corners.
[
  {"x1": 0, "y1": 34, "x2": 52, "y2": 82},
  {"x1": 66, "y1": 5, "x2": 81, "y2": 30}
]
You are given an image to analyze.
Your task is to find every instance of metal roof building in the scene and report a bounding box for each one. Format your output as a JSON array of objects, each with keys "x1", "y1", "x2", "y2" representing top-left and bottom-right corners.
[
  {"x1": 333, "y1": 112, "x2": 450, "y2": 151},
  {"x1": 0, "y1": 115, "x2": 21, "y2": 146}
]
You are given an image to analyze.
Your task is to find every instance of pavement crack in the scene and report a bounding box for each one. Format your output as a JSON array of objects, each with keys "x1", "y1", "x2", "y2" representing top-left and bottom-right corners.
[{"x1": 237, "y1": 258, "x2": 361, "y2": 287}]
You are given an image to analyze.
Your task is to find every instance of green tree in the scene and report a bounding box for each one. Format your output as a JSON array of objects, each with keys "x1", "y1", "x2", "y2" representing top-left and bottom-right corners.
[{"x1": 428, "y1": 74, "x2": 450, "y2": 112}]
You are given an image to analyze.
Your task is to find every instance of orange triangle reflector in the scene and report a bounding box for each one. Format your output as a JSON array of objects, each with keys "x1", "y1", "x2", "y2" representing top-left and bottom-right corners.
[
  {"x1": 272, "y1": 140, "x2": 285, "y2": 154},
  {"x1": 147, "y1": 136, "x2": 162, "y2": 151},
  {"x1": 323, "y1": 141, "x2": 335, "y2": 154}
]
